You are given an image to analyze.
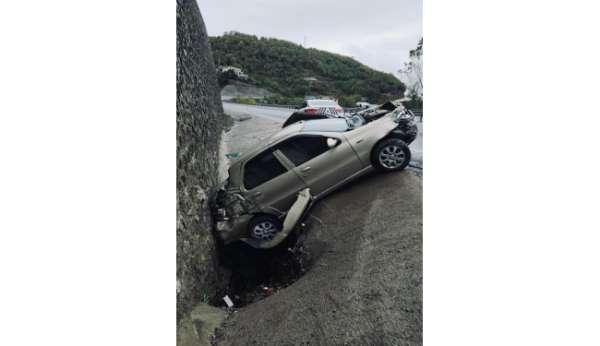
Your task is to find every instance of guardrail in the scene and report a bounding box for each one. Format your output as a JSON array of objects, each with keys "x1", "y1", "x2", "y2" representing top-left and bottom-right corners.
[
  {"x1": 255, "y1": 103, "x2": 297, "y2": 109},
  {"x1": 224, "y1": 100, "x2": 362, "y2": 112},
  {"x1": 223, "y1": 99, "x2": 297, "y2": 109},
  {"x1": 223, "y1": 99, "x2": 423, "y2": 121}
]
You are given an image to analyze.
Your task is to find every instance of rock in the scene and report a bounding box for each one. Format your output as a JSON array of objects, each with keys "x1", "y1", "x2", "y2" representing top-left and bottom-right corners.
[
  {"x1": 177, "y1": 0, "x2": 229, "y2": 323},
  {"x1": 177, "y1": 303, "x2": 227, "y2": 346}
]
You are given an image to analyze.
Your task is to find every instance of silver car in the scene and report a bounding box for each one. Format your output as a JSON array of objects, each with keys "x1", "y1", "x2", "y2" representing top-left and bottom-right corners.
[{"x1": 213, "y1": 103, "x2": 417, "y2": 249}]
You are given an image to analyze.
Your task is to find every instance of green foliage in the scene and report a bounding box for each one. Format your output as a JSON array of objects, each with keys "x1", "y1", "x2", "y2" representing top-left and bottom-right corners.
[
  {"x1": 209, "y1": 32, "x2": 405, "y2": 104},
  {"x1": 403, "y1": 96, "x2": 422, "y2": 110},
  {"x1": 338, "y1": 94, "x2": 363, "y2": 107},
  {"x1": 232, "y1": 96, "x2": 257, "y2": 105},
  {"x1": 263, "y1": 95, "x2": 305, "y2": 107}
]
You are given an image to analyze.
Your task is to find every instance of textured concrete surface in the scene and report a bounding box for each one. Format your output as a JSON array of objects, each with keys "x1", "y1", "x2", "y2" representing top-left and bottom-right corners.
[
  {"x1": 178, "y1": 304, "x2": 228, "y2": 346},
  {"x1": 177, "y1": 0, "x2": 229, "y2": 322}
]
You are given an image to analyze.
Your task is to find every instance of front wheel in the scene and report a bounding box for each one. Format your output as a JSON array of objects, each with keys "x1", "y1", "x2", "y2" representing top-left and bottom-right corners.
[
  {"x1": 372, "y1": 138, "x2": 411, "y2": 172},
  {"x1": 247, "y1": 215, "x2": 282, "y2": 241}
]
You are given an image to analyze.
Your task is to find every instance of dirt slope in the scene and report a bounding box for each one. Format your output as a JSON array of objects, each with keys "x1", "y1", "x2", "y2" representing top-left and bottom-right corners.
[{"x1": 216, "y1": 171, "x2": 422, "y2": 345}]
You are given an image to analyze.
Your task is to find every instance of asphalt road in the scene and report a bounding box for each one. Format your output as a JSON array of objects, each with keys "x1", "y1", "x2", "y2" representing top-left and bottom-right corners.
[
  {"x1": 222, "y1": 102, "x2": 423, "y2": 167},
  {"x1": 216, "y1": 107, "x2": 423, "y2": 345}
]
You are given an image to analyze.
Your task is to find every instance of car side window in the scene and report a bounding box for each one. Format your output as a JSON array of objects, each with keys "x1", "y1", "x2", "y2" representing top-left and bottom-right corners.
[
  {"x1": 243, "y1": 150, "x2": 288, "y2": 190},
  {"x1": 277, "y1": 136, "x2": 329, "y2": 166}
]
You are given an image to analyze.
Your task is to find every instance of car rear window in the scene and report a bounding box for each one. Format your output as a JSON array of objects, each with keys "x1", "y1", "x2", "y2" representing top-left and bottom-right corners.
[
  {"x1": 277, "y1": 136, "x2": 329, "y2": 166},
  {"x1": 243, "y1": 150, "x2": 287, "y2": 190}
]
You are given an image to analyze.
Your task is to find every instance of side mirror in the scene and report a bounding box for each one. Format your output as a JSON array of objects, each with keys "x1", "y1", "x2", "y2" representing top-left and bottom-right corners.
[{"x1": 326, "y1": 138, "x2": 340, "y2": 148}]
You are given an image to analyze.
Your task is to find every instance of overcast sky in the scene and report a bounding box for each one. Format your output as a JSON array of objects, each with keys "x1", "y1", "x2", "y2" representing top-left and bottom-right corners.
[{"x1": 199, "y1": 0, "x2": 422, "y2": 78}]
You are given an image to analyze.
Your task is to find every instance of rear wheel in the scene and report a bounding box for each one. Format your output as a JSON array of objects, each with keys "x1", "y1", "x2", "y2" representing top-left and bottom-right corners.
[
  {"x1": 372, "y1": 138, "x2": 411, "y2": 172},
  {"x1": 247, "y1": 215, "x2": 282, "y2": 241}
]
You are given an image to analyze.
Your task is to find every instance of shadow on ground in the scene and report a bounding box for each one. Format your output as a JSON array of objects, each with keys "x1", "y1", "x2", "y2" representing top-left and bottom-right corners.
[{"x1": 215, "y1": 227, "x2": 313, "y2": 308}]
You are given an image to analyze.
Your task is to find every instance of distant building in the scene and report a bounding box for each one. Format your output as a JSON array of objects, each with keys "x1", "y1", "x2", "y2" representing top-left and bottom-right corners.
[{"x1": 217, "y1": 66, "x2": 248, "y2": 80}]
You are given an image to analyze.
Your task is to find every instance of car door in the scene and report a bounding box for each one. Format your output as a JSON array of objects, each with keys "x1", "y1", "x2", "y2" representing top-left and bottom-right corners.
[
  {"x1": 241, "y1": 148, "x2": 307, "y2": 214},
  {"x1": 275, "y1": 134, "x2": 364, "y2": 197}
]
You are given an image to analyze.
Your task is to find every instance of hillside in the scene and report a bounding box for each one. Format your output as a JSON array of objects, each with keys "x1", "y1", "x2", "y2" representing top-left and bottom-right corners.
[{"x1": 209, "y1": 32, "x2": 405, "y2": 106}]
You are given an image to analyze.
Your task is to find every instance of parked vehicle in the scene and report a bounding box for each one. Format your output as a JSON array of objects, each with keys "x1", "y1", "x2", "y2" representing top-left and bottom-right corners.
[
  {"x1": 213, "y1": 101, "x2": 418, "y2": 249},
  {"x1": 298, "y1": 99, "x2": 344, "y2": 117},
  {"x1": 356, "y1": 101, "x2": 372, "y2": 109}
]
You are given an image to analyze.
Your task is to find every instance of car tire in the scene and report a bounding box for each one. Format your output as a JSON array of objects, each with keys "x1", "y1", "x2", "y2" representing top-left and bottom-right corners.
[
  {"x1": 372, "y1": 138, "x2": 411, "y2": 172},
  {"x1": 247, "y1": 215, "x2": 282, "y2": 241}
]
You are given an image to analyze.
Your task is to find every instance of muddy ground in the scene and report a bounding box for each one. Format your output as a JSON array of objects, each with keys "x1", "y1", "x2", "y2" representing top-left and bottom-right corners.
[
  {"x1": 214, "y1": 171, "x2": 422, "y2": 346},
  {"x1": 212, "y1": 107, "x2": 422, "y2": 345}
]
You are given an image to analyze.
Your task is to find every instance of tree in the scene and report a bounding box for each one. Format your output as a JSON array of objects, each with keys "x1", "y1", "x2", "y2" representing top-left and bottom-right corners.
[
  {"x1": 399, "y1": 38, "x2": 423, "y2": 100},
  {"x1": 208, "y1": 32, "x2": 406, "y2": 104}
]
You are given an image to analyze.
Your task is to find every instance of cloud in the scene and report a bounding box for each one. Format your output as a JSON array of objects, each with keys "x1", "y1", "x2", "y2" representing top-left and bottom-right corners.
[{"x1": 200, "y1": 0, "x2": 422, "y2": 75}]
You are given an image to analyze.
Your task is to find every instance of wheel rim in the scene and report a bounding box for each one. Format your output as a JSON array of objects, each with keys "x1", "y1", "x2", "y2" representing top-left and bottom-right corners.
[
  {"x1": 379, "y1": 145, "x2": 406, "y2": 169},
  {"x1": 251, "y1": 221, "x2": 279, "y2": 240}
]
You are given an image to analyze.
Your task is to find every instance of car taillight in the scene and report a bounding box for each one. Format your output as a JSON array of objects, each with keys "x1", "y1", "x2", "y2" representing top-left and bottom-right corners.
[{"x1": 305, "y1": 108, "x2": 319, "y2": 113}]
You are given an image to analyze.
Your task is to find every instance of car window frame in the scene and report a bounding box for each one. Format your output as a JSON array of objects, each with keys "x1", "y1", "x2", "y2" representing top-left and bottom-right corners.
[
  {"x1": 274, "y1": 134, "x2": 334, "y2": 168},
  {"x1": 241, "y1": 148, "x2": 292, "y2": 191}
]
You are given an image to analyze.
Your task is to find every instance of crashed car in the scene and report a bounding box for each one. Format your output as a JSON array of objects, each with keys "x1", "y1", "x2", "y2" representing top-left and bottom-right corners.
[
  {"x1": 213, "y1": 101, "x2": 417, "y2": 249},
  {"x1": 282, "y1": 99, "x2": 345, "y2": 128},
  {"x1": 283, "y1": 99, "x2": 414, "y2": 128},
  {"x1": 298, "y1": 99, "x2": 344, "y2": 116}
]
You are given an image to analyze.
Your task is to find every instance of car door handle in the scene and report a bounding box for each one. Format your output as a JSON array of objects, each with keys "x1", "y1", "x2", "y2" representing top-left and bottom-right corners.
[
  {"x1": 300, "y1": 166, "x2": 311, "y2": 173},
  {"x1": 356, "y1": 138, "x2": 364, "y2": 144}
]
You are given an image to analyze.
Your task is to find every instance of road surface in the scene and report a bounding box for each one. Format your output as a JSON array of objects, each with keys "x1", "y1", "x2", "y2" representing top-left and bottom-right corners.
[
  {"x1": 222, "y1": 102, "x2": 423, "y2": 168},
  {"x1": 216, "y1": 170, "x2": 422, "y2": 346},
  {"x1": 215, "y1": 107, "x2": 423, "y2": 345}
]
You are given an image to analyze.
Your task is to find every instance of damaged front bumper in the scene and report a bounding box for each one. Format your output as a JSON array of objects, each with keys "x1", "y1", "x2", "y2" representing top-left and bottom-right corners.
[
  {"x1": 213, "y1": 188, "x2": 314, "y2": 249},
  {"x1": 392, "y1": 120, "x2": 418, "y2": 145},
  {"x1": 213, "y1": 185, "x2": 256, "y2": 244}
]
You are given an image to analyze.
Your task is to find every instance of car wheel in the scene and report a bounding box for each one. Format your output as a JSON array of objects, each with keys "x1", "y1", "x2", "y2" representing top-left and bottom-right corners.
[
  {"x1": 248, "y1": 215, "x2": 282, "y2": 241},
  {"x1": 372, "y1": 138, "x2": 411, "y2": 172}
]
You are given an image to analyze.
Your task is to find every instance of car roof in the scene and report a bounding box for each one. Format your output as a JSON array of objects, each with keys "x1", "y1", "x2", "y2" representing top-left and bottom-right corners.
[{"x1": 301, "y1": 118, "x2": 348, "y2": 132}]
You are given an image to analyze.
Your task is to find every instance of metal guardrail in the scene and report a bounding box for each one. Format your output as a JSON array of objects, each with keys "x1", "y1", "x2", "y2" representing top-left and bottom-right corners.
[
  {"x1": 224, "y1": 99, "x2": 423, "y2": 121},
  {"x1": 255, "y1": 103, "x2": 297, "y2": 109},
  {"x1": 224, "y1": 100, "x2": 363, "y2": 113},
  {"x1": 223, "y1": 100, "x2": 297, "y2": 109}
]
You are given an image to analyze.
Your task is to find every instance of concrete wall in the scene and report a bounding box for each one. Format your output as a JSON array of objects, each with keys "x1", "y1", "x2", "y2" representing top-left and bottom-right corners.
[{"x1": 176, "y1": 0, "x2": 227, "y2": 321}]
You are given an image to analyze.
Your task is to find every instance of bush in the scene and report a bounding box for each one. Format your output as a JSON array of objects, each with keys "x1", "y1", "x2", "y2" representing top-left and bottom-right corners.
[
  {"x1": 232, "y1": 96, "x2": 257, "y2": 105},
  {"x1": 338, "y1": 94, "x2": 362, "y2": 107},
  {"x1": 264, "y1": 95, "x2": 304, "y2": 107}
]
